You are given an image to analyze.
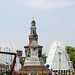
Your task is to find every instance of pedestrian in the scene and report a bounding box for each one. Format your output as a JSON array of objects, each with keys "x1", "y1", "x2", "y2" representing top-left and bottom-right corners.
[
  {"x1": 70, "y1": 72, "x2": 73, "y2": 75},
  {"x1": 65, "y1": 72, "x2": 67, "y2": 75},
  {"x1": 52, "y1": 71, "x2": 55, "y2": 75},
  {"x1": 37, "y1": 73, "x2": 38, "y2": 75},
  {"x1": 56, "y1": 71, "x2": 59, "y2": 75},
  {"x1": 48, "y1": 73, "x2": 51, "y2": 75}
]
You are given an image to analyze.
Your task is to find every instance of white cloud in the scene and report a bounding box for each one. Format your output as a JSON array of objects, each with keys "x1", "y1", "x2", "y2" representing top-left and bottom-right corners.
[{"x1": 13, "y1": 0, "x2": 75, "y2": 9}]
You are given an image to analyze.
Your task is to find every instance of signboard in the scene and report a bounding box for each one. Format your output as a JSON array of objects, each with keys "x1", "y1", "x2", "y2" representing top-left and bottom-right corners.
[{"x1": 46, "y1": 64, "x2": 50, "y2": 68}]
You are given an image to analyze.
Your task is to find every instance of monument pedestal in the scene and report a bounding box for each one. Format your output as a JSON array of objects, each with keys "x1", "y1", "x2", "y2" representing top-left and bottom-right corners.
[
  {"x1": 20, "y1": 56, "x2": 46, "y2": 71},
  {"x1": 20, "y1": 65, "x2": 49, "y2": 71},
  {"x1": 24, "y1": 57, "x2": 44, "y2": 66}
]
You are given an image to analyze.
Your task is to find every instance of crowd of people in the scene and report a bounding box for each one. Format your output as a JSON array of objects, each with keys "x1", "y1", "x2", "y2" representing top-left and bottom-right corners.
[{"x1": 27, "y1": 71, "x2": 75, "y2": 75}]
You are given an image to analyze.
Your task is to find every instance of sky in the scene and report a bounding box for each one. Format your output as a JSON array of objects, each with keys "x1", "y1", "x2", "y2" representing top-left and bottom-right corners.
[{"x1": 0, "y1": 0, "x2": 75, "y2": 56}]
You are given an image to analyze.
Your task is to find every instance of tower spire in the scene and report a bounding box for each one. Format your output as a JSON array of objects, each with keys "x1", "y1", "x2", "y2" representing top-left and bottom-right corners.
[
  {"x1": 31, "y1": 18, "x2": 36, "y2": 26},
  {"x1": 33, "y1": 17, "x2": 34, "y2": 20}
]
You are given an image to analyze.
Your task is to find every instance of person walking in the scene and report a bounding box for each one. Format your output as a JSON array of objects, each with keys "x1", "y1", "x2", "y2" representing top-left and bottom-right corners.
[
  {"x1": 56, "y1": 71, "x2": 59, "y2": 75},
  {"x1": 52, "y1": 71, "x2": 55, "y2": 75}
]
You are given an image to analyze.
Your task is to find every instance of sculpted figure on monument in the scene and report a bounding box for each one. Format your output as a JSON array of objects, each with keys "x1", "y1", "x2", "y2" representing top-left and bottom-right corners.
[{"x1": 26, "y1": 50, "x2": 31, "y2": 57}]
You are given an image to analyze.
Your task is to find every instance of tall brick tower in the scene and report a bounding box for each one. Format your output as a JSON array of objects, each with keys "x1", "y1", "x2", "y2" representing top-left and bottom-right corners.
[{"x1": 24, "y1": 20, "x2": 43, "y2": 57}]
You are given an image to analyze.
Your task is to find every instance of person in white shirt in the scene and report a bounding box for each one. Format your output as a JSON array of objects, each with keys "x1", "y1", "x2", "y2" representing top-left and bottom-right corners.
[
  {"x1": 52, "y1": 71, "x2": 55, "y2": 75},
  {"x1": 56, "y1": 71, "x2": 59, "y2": 75}
]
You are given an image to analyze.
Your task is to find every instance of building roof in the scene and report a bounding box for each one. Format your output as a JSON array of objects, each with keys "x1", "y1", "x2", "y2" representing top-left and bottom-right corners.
[
  {"x1": 24, "y1": 45, "x2": 43, "y2": 48},
  {"x1": 2, "y1": 40, "x2": 16, "y2": 53},
  {"x1": 16, "y1": 50, "x2": 23, "y2": 52}
]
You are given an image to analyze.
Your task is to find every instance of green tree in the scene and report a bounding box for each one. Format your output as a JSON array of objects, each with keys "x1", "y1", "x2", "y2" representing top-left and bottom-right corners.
[
  {"x1": 42, "y1": 54, "x2": 47, "y2": 64},
  {"x1": 19, "y1": 58, "x2": 24, "y2": 66},
  {"x1": 65, "y1": 46, "x2": 75, "y2": 68}
]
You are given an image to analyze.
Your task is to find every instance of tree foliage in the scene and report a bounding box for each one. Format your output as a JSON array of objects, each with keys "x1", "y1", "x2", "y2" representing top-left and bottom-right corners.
[
  {"x1": 65, "y1": 46, "x2": 75, "y2": 68},
  {"x1": 19, "y1": 58, "x2": 24, "y2": 66},
  {"x1": 42, "y1": 54, "x2": 47, "y2": 64}
]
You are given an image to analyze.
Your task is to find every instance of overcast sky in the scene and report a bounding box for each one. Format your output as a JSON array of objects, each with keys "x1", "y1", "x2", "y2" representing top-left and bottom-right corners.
[{"x1": 0, "y1": 0, "x2": 75, "y2": 56}]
